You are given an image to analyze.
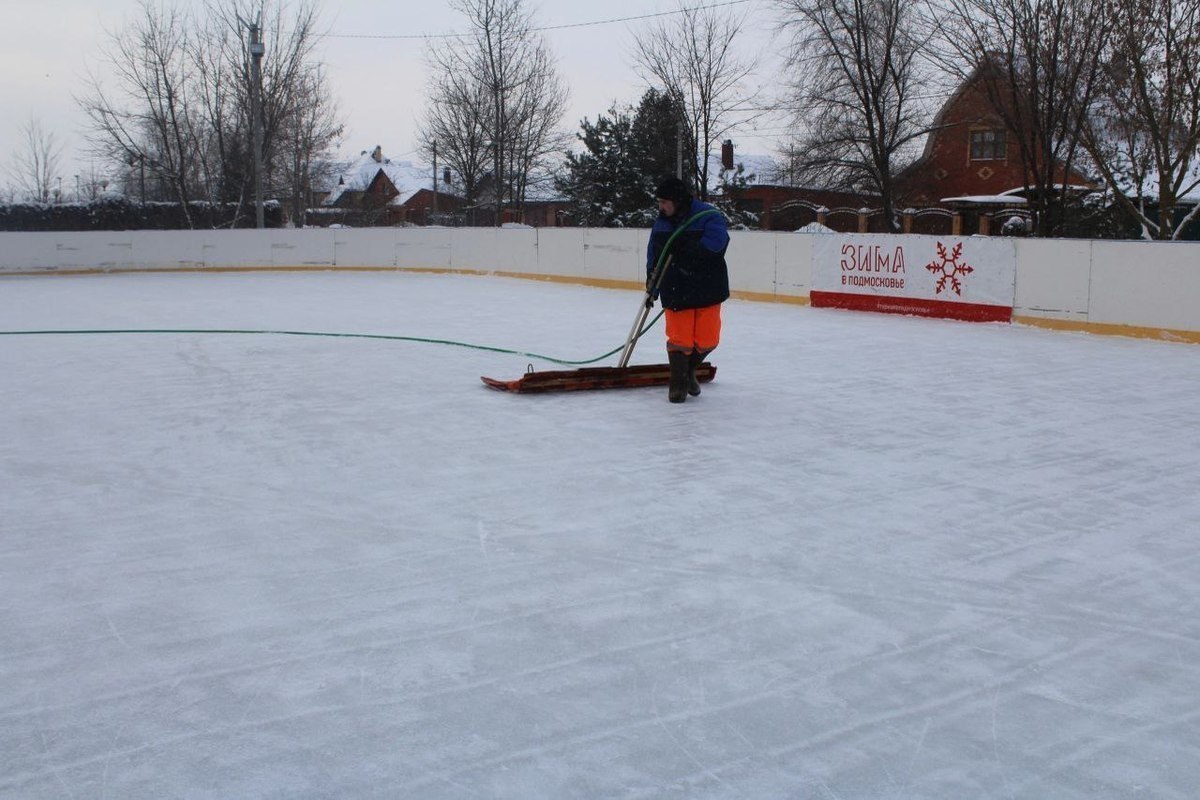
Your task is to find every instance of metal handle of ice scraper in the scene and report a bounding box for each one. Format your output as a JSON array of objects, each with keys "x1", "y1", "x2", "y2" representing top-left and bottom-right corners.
[{"x1": 617, "y1": 254, "x2": 673, "y2": 368}]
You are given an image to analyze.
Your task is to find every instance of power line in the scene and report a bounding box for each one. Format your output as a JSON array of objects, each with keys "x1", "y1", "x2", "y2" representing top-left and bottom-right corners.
[
  {"x1": 541, "y1": 0, "x2": 753, "y2": 31},
  {"x1": 321, "y1": 0, "x2": 754, "y2": 40},
  {"x1": 725, "y1": 95, "x2": 950, "y2": 114}
]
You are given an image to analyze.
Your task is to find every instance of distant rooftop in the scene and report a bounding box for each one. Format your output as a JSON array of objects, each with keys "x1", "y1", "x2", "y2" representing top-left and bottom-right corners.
[{"x1": 322, "y1": 146, "x2": 455, "y2": 207}]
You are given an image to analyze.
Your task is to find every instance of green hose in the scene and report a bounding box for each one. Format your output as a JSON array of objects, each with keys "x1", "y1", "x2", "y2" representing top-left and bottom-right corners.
[{"x1": 0, "y1": 326, "x2": 652, "y2": 367}]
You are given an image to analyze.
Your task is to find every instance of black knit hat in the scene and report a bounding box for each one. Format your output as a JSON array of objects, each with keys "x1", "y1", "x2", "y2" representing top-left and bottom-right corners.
[{"x1": 655, "y1": 177, "x2": 692, "y2": 207}]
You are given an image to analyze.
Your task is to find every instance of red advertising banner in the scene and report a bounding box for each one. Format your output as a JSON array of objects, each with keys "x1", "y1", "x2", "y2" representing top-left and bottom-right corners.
[{"x1": 810, "y1": 236, "x2": 1016, "y2": 323}]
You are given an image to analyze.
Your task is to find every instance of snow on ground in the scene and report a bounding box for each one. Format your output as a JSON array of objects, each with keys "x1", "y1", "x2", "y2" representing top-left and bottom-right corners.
[{"x1": 2, "y1": 270, "x2": 1199, "y2": 799}]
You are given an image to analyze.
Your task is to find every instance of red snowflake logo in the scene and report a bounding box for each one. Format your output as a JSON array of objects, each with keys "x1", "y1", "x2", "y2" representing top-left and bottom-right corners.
[{"x1": 924, "y1": 241, "x2": 974, "y2": 296}]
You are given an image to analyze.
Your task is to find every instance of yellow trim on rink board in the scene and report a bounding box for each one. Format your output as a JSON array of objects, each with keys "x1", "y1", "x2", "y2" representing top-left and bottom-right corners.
[{"x1": 1012, "y1": 315, "x2": 1200, "y2": 344}]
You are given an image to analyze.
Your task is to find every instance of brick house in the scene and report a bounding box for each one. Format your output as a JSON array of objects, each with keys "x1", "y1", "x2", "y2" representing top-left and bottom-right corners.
[
  {"x1": 726, "y1": 67, "x2": 1095, "y2": 234},
  {"x1": 896, "y1": 66, "x2": 1093, "y2": 210},
  {"x1": 310, "y1": 146, "x2": 464, "y2": 227}
]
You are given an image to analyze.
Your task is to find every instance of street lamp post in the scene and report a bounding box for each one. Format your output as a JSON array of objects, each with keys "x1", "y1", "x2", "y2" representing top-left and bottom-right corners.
[
  {"x1": 247, "y1": 18, "x2": 265, "y2": 229},
  {"x1": 128, "y1": 154, "x2": 146, "y2": 202}
]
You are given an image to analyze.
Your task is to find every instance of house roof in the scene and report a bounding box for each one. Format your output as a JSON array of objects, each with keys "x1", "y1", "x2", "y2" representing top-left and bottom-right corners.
[
  {"x1": 940, "y1": 194, "x2": 1028, "y2": 206},
  {"x1": 709, "y1": 152, "x2": 774, "y2": 182},
  {"x1": 912, "y1": 65, "x2": 994, "y2": 165},
  {"x1": 323, "y1": 147, "x2": 459, "y2": 206}
]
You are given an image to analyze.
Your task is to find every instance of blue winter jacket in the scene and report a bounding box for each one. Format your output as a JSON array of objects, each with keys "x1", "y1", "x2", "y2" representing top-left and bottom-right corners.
[{"x1": 646, "y1": 199, "x2": 730, "y2": 310}]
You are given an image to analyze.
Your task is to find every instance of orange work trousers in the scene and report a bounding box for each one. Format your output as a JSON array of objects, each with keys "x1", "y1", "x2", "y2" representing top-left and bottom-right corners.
[{"x1": 664, "y1": 304, "x2": 722, "y2": 353}]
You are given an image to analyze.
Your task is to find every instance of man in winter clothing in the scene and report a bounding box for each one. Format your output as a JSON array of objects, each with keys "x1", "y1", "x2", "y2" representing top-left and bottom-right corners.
[{"x1": 646, "y1": 176, "x2": 730, "y2": 403}]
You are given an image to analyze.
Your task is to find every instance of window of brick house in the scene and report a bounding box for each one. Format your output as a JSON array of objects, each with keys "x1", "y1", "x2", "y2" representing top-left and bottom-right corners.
[{"x1": 969, "y1": 129, "x2": 1006, "y2": 160}]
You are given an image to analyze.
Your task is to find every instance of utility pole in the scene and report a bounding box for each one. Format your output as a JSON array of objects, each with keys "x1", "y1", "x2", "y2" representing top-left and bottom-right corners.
[
  {"x1": 676, "y1": 127, "x2": 683, "y2": 180},
  {"x1": 432, "y1": 141, "x2": 438, "y2": 217},
  {"x1": 246, "y1": 16, "x2": 266, "y2": 229}
]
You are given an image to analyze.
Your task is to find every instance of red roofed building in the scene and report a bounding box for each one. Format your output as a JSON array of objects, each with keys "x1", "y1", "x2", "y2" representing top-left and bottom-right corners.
[{"x1": 897, "y1": 66, "x2": 1093, "y2": 209}]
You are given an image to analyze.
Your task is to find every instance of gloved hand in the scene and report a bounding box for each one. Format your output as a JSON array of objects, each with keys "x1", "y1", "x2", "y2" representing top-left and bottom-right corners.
[{"x1": 645, "y1": 281, "x2": 659, "y2": 308}]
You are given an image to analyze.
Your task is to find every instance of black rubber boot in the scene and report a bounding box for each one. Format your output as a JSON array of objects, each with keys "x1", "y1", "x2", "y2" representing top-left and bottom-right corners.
[
  {"x1": 686, "y1": 349, "x2": 710, "y2": 396},
  {"x1": 667, "y1": 350, "x2": 689, "y2": 403}
]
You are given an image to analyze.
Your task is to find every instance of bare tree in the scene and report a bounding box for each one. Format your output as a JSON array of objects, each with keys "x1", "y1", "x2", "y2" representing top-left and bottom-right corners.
[
  {"x1": 246, "y1": 1, "x2": 337, "y2": 222},
  {"x1": 196, "y1": 0, "x2": 340, "y2": 224},
  {"x1": 1082, "y1": 0, "x2": 1200, "y2": 240},
  {"x1": 79, "y1": 0, "x2": 202, "y2": 223},
  {"x1": 276, "y1": 66, "x2": 343, "y2": 226},
  {"x1": 503, "y1": 45, "x2": 571, "y2": 211},
  {"x1": 422, "y1": 0, "x2": 568, "y2": 223},
  {"x1": 418, "y1": 68, "x2": 492, "y2": 206},
  {"x1": 186, "y1": 1, "x2": 248, "y2": 207},
  {"x1": 77, "y1": 0, "x2": 339, "y2": 227},
  {"x1": 632, "y1": 1, "x2": 760, "y2": 200},
  {"x1": 5, "y1": 117, "x2": 64, "y2": 203},
  {"x1": 776, "y1": 0, "x2": 936, "y2": 231},
  {"x1": 930, "y1": 0, "x2": 1113, "y2": 236},
  {"x1": 75, "y1": 163, "x2": 115, "y2": 202}
]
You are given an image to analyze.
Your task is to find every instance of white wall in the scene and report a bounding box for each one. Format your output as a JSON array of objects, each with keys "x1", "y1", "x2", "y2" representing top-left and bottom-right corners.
[
  {"x1": 1013, "y1": 239, "x2": 1092, "y2": 324},
  {"x1": 730, "y1": 231, "x2": 781, "y2": 296},
  {"x1": 1011, "y1": 238, "x2": 1200, "y2": 335},
  {"x1": 1086, "y1": 241, "x2": 1200, "y2": 331},
  {"x1": 2, "y1": 229, "x2": 1197, "y2": 338},
  {"x1": 580, "y1": 228, "x2": 644, "y2": 284}
]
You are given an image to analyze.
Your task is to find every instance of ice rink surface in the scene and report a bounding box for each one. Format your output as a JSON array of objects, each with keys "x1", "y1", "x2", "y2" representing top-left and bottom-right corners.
[{"x1": 2, "y1": 270, "x2": 1199, "y2": 799}]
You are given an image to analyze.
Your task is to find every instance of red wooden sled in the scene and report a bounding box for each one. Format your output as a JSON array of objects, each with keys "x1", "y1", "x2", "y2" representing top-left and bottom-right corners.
[{"x1": 481, "y1": 362, "x2": 715, "y2": 393}]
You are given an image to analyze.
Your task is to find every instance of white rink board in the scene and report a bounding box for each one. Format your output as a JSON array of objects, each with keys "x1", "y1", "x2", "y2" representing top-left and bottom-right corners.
[
  {"x1": 1, "y1": 228, "x2": 1198, "y2": 336},
  {"x1": 1088, "y1": 241, "x2": 1199, "y2": 330},
  {"x1": 1013, "y1": 238, "x2": 1092, "y2": 321}
]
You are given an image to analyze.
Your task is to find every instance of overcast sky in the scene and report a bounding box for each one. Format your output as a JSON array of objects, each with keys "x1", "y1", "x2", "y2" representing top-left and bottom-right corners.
[{"x1": 0, "y1": 0, "x2": 785, "y2": 194}]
